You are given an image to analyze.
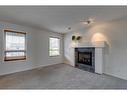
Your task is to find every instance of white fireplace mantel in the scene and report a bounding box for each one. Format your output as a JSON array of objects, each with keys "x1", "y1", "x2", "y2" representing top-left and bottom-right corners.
[
  {"x1": 73, "y1": 41, "x2": 106, "y2": 74},
  {"x1": 76, "y1": 41, "x2": 106, "y2": 48}
]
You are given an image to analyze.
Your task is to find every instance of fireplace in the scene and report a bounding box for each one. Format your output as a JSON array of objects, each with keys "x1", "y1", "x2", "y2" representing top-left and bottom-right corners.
[{"x1": 75, "y1": 47, "x2": 95, "y2": 73}]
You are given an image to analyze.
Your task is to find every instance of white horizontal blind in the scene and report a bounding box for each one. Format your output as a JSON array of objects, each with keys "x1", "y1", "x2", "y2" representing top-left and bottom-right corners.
[
  {"x1": 49, "y1": 37, "x2": 60, "y2": 56},
  {"x1": 4, "y1": 30, "x2": 26, "y2": 61}
]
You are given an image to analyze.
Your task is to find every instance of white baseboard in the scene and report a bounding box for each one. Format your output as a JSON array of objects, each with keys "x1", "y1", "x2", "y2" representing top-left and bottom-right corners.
[{"x1": 0, "y1": 63, "x2": 63, "y2": 76}]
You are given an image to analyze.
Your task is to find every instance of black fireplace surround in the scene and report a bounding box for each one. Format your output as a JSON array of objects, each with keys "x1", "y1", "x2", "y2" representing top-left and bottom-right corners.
[{"x1": 75, "y1": 47, "x2": 95, "y2": 73}]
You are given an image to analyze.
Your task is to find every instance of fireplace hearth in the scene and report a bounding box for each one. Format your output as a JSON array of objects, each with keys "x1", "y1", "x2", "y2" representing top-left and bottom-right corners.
[{"x1": 75, "y1": 47, "x2": 95, "y2": 73}]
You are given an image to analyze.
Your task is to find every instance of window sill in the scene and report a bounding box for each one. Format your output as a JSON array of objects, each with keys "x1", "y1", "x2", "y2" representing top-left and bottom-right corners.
[
  {"x1": 4, "y1": 59, "x2": 26, "y2": 62},
  {"x1": 49, "y1": 55, "x2": 60, "y2": 57},
  {"x1": 4, "y1": 57, "x2": 26, "y2": 62}
]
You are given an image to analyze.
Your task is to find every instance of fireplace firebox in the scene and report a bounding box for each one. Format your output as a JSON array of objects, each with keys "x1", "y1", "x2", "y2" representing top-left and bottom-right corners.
[{"x1": 75, "y1": 47, "x2": 95, "y2": 73}]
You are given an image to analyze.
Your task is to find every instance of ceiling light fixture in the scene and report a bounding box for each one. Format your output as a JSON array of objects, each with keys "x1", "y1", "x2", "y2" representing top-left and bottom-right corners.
[{"x1": 81, "y1": 18, "x2": 94, "y2": 25}]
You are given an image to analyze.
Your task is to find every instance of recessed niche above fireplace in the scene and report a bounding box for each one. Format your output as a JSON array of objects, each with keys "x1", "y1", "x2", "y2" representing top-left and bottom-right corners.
[{"x1": 75, "y1": 48, "x2": 95, "y2": 73}]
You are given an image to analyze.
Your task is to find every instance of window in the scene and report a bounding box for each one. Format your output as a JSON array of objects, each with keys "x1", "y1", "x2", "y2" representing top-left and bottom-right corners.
[
  {"x1": 4, "y1": 30, "x2": 26, "y2": 61},
  {"x1": 49, "y1": 37, "x2": 60, "y2": 56}
]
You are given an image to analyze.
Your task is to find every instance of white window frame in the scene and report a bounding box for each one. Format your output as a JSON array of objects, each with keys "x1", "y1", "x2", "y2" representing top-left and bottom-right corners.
[
  {"x1": 4, "y1": 29, "x2": 27, "y2": 61},
  {"x1": 49, "y1": 37, "x2": 60, "y2": 57}
]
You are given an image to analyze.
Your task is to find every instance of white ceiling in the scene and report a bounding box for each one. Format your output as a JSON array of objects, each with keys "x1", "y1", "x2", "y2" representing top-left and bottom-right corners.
[{"x1": 0, "y1": 6, "x2": 127, "y2": 33}]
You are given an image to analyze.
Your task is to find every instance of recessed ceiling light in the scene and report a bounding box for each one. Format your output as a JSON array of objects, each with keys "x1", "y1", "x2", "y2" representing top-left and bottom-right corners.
[{"x1": 68, "y1": 27, "x2": 71, "y2": 30}]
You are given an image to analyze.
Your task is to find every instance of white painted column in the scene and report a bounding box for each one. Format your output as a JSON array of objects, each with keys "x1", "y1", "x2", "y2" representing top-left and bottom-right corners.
[{"x1": 95, "y1": 48, "x2": 104, "y2": 74}]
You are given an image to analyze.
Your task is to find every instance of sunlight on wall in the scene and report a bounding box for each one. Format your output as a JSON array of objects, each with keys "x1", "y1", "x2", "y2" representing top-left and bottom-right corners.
[
  {"x1": 88, "y1": 23, "x2": 111, "y2": 48},
  {"x1": 91, "y1": 32, "x2": 107, "y2": 42}
]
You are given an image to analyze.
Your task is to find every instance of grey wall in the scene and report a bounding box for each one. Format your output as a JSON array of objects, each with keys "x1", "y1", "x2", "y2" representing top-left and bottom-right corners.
[
  {"x1": 64, "y1": 16, "x2": 127, "y2": 80},
  {"x1": 0, "y1": 21, "x2": 63, "y2": 75},
  {"x1": 34, "y1": 29, "x2": 64, "y2": 67}
]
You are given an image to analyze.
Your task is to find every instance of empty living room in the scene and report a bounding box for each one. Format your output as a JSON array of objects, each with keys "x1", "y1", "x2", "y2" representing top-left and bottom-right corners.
[{"x1": 1, "y1": 2, "x2": 127, "y2": 94}]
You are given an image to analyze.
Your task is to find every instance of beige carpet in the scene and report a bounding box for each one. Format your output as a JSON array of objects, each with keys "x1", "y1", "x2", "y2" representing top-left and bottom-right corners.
[{"x1": 0, "y1": 63, "x2": 127, "y2": 89}]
